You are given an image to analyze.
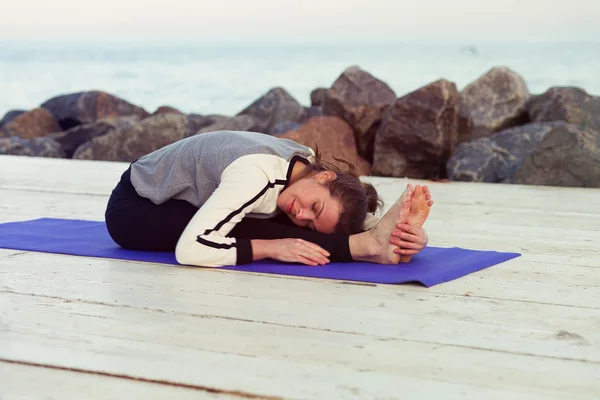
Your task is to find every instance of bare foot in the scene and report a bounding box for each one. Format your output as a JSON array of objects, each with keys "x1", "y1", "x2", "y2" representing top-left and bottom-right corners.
[
  {"x1": 407, "y1": 185, "x2": 431, "y2": 227},
  {"x1": 350, "y1": 184, "x2": 414, "y2": 264},
  {"x1": 398, "y1": 184, "x2": 433, "y2": 262}
]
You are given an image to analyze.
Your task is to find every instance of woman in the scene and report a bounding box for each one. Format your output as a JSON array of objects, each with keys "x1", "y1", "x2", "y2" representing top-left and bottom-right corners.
[{"x1": 105, "y1": 130, "x2": 431, "y2": 267}]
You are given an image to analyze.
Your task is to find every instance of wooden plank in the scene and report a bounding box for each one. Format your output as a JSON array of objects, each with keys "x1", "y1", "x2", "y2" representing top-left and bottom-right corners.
[
  {"x1": 2, "y1": 155, "x2": 600, "y2": 214},
  {"x1": 0, "y1": 361, "x2": 241, "y2": 399},
  {"x1": 2, "y1": 188, "x2": 600, "y2": 257},
  {"x1": 2, "y1": 291, "x2": 598, "y2": 400},
  {"x1": 2, "y1": 253, "x2": 599, "y2": 362}
]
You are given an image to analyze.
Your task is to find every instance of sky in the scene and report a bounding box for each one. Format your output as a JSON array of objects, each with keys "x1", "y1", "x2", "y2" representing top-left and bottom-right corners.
[{"x1": 0, "y1": 0, "x2": 598, "y2": 44}]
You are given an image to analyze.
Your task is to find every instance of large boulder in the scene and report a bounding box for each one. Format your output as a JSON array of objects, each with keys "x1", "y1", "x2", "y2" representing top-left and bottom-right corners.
[
  {"x1": 49, "y1": 116, "x2": 141, "y2": 158},
  {"x1": 0, "y1": 137, "x2": 65, "y2": 158},
  {"x1": 195, "y1": 114, "x2": 263, "y2": 135},
  {"x1": 458, "y1": 67, "x2": 530, "y2": 142},
  {"x1": 0, "y1": 110, "x2": 26, "y2": 130},
  {"x1": 0, "y1": 108, "x2": 61, "y2": 139},
  {"x1": 310, "y1": 87, "x2": 327, "y2": 107},
  {"x1": 513, "y1": 124, "x2": 600, "y2": 188},
  {"x1": 323, "y1": 66, "x2": 396, "y2": 161},
  {"x1": 372, "y1": 79, "x2": 460, "y2": 179},
  {"x1": 528, "y1": 87, "x2": 600, "y2": 132},
  {"x1": 447, "y1": 122, "x2": 567, "y2": 183},
  {"x1": 152, "y1": 105, "x2": 184, "y2": 115},
  {"x1": 72, "y1": 114, "x2": 190, "y2": 161},
  {"x1": 237, "y1": 87, "x2": 306, "y2": 133},
  {"x1": 277, "y1": 116, "x2": 371, "y2": 176},
  {"x1": 41, "y1": 90, "x2": 150, "y2": 130},
  {"x1": 269, "y1": 120, "x2": 302, "y2": 136}
]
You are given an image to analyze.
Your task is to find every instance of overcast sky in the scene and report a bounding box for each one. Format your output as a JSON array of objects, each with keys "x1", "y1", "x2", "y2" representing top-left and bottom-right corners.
[{"x1": 1, "y1": 0, "x2": 598, "y2": 43}]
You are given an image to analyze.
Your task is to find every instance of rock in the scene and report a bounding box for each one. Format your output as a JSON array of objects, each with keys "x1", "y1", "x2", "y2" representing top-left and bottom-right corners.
[
  {"x1": 269, "y1": 120, "x2": 302, "y2": 135},
  {"x1": 513, "y1": 124, "x2": 600, "y2": 188},
  {"x1": 310, "y1": 88, "x2": 327, "y2": 107},
  {"x1": 72, "y1": 114, "x2": 190, "y2": 162},
  {"x1": 277, "y1": 116, "x2": 371, "y2": 176},
  {"x1": 322, "y1": 66, "x2": 396, "y2": 161},
  {"x1": 49, "y1": 116, "x2": 141, "y2": 158},
  {"x1": 528, "y1": 87, "x2": 600, "y2": 131},
  {"x1": 300, "y1": 106, "x2": 324, "y2": 122},
  {"x1": 458, "y1": 67, "x2": 530, "y2": 142},
  {"x1": 187, "y1": 114, "x2": 223, "y2": 134},
  {"x1": 41, "y1": 90, "x2": 150, "y2": 130},
  {"x1": 447, "y1": 122, "x2": 568, "y2": 183},
  {"x1": 237, "y1": 87, "x2": 306, "y2": 133},
  {"x1": 195, "y1": 115, "x2": 263, "y2": 135},
  {"x1": 0, "y1": 108, "x2": 61, "y2": 139},
  {"x1": 0, "y1": 136, "x2": 65, "y2": 158},
  {"x1": 0, "y1": 110, "x2": 26, "y2": 130},
  {"x1": 372, "y1": 79, "x2": 460, "y2": 179},
  {"x1": 152, "y1": 105, "x2": 184, "y2": 115}
]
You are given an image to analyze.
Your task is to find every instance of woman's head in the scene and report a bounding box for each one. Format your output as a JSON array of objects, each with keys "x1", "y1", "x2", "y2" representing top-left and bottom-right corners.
[{"x1": 277, "y1": 151, "x2": 382, "y2": 234}]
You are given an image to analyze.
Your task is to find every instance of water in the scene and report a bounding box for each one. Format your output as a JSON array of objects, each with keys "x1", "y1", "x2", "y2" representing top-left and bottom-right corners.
[{"x1": 1, "y1": 41, "x2": 599, "y2": 117}]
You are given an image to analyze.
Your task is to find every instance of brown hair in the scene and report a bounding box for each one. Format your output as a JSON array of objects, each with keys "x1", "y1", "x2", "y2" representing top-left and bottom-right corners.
[{"x1": 302, "y1": 148, "x2": 383, "y2": 234}]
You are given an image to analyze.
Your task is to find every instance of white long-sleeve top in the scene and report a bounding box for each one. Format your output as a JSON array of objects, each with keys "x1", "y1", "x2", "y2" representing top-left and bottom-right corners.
[{"x1": 129, "y1": 130, "x2": 315, "y2": 267}]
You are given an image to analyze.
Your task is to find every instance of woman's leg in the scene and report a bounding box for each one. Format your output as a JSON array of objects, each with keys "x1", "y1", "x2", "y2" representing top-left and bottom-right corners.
[
  {"x1": 105, "y1": 167, "x2": 198, "y2": 251},
  {"x1": 228, "y1": 217, "x2": 353, "y2": 262}
]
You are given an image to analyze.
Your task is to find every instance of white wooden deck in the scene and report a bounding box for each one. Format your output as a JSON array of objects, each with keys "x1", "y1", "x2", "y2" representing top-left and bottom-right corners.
[{"x1": 1, "y1": 154, "x2": 599, "y2": 400}]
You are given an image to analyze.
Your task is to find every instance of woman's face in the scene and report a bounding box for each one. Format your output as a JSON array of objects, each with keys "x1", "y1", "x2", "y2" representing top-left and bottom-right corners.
[{"x1": 277, "y1": 171, "x2": 342, "y2": 233}]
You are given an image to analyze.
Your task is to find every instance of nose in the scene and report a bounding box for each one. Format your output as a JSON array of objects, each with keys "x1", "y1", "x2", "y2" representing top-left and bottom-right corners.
[{"x1": 296, "y1": 207, "x2": 314, "y2": 220}]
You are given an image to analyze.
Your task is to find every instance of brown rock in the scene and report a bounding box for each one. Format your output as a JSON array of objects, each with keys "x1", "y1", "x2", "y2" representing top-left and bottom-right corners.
[
  {"x1": 278, "y1": 116, "x2": 371, "y2": 176},
  {"x1": 49, "y1": 116, "x2": 141, "y2": 158},
  {"x1": 459, "y1": 67, "x2": 530, "y2": 142},
  {"x1": 0, "y1": 108, "x2": 61, "y2": 139},
  {"x1": 152, "y1": 105, "x2": 184, "y2": 115},
  {"x1": 372, "y1": 79, "x2": 460, "y2": 179},
  {"x1": 322, "y1": 66, "x2": 396, "y2": 161},
  {"x1": 195, "y1": 115, "x2": 263, "y2": 135},
  {"x1": 72, "y1": 114, "x2": 190, "y2": 162},
  {"x1": 237, "y1": 87, "x2": 306, "y2": 133},
  {"x1": 0, "y1": 136, "x2": 65, "y2": 158},
  {"x1": 528, "y1": 87, "x2": 600, "y2": 131},
  {"x1": 0, "y1": 110, "x2": 26, "y2": 130},
  {"x1": 513, "y1": 124, "x2": 600, "y2": 188},
  {"x1": 310, "y1": 87, "x2": 327, "y2": 107},
  {"x1": 41, "y1": 90, "x2": 150, "y2": 130}
]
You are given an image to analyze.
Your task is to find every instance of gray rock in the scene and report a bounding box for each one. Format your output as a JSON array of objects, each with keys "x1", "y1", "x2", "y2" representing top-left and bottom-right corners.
[
  {"x1": 310, "y1": 87, "x2": 327, "y2": 107},
  {"x1": 195, "y1": 115, "x2": 263, "y2": 135},
  {"x1": 41, "y1": 90, "x2": 150, "y2": 130},
  {"x1": 513, "y1": 124, "x2": 600, "y2": 188},
  {"x1": 459, "y1": 67, "x2": 530, "y2": 142},
  {"x1": 0, "y1": 136, "x2": 65, "y2": 158},
  {"x1": 237, "y1": 87, "x2": 306, "y2": 133},
  {"x1": 49, "y1": 116, "x2": 141, "y2": 158},
  {"x1": 372, "y1": 79, "x2": 460, "y2": 179},
  {"x1": 72, "y1": 114, "x2": 190, "y2": 162},
  {"x1": 528, "y1": 87, "x2": 600, "y2": 132},
  {"x1": 269, "y1": 120, "x2": 302, "y2": 135},
  {"x1": 323, "y1": 66, "x2": 396, "y2": 161},
  {"x1": 447, "y1": 122, "x2": 568, "y2": 183}
]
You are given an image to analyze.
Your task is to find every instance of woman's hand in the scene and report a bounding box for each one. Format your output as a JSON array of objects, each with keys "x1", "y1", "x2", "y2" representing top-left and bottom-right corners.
[
  {"x1": 252, "y1": 238, "x2": 330, "y2": 266},
  {"x1": 390, "y1": 224, "x2": 429, "y2": 256}
]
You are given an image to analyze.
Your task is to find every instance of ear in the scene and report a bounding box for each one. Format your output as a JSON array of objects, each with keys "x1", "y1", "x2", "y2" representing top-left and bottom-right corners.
[{"x1": 315, "y1": 171, "x2": 337, "y2": 182}]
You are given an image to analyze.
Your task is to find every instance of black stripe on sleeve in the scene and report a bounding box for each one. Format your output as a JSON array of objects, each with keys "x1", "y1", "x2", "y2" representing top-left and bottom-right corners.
[{"x1": 196, "y1": 179, "x2": 287, "y2": 246}]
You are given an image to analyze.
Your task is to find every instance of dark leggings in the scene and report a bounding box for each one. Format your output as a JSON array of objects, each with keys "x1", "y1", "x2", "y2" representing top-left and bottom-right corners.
[{"x1": 104, "y1": 167, "x2": 353, "y2": 262}]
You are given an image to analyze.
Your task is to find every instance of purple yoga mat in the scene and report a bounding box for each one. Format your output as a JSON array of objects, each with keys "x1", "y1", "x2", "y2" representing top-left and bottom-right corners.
[{"x1": 0, "y1": 218, "x2": 520, "y2": 287}]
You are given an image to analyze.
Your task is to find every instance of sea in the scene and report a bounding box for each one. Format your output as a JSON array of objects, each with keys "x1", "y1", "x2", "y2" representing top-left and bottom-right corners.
[{"x1": 1, "y1": 41, "x2": 599, "y2": 117}]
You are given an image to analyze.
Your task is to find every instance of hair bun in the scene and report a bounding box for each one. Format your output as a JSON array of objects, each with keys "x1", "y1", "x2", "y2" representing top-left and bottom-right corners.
[{"x1": 362, "y1": 182, "x2": 383, "y2": 214}]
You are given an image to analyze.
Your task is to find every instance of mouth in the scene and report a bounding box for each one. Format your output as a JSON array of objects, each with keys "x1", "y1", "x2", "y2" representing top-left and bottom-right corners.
[{"x1": 287, "y1": 199, "x2": 295, "y2": 215}]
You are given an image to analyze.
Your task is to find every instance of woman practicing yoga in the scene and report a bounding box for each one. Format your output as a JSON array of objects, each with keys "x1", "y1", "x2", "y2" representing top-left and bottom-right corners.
[{"x1": 105, "y1": 130, "x2": 433, "y2": 267}]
